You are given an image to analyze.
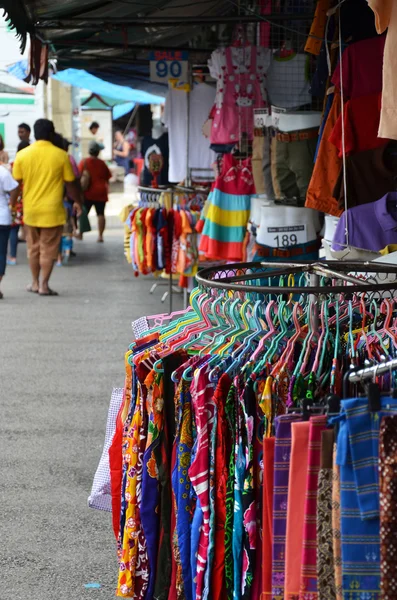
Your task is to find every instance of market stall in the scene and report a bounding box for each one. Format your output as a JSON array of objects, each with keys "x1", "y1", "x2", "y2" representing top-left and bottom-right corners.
[{"x1": 6, "y1": 0, "x2": 397, "y2": 598}]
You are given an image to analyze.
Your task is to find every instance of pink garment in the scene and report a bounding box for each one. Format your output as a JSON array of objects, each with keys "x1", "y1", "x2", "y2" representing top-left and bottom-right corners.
[
  {"x1": 188, "y1": 362, "x2": 216, "y2": 600},
  {"x1": 211, "y1": 47, "x2": 265, "y2": 145}
]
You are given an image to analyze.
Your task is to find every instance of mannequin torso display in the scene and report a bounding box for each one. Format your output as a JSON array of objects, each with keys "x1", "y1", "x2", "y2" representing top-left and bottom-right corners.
[{"x1": 257, "y1": 202, "x2": 321, "y2": 247}]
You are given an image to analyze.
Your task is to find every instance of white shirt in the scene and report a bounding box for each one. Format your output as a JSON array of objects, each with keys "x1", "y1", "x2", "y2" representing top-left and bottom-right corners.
[
  {"x1": 267, "y1": 54, "x2": 311, "y2": 109},
  {"x1": 163, "y1": 83, "x2": 216, "y2": 183},
  {"x1": 0, "y1": 165, "x2": 18, "y2": 226}
]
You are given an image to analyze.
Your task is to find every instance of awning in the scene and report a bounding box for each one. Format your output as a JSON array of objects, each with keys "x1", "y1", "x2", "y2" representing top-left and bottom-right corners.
[{"x1": 52, "y1": 68, "x2": 164, "y2": 105}]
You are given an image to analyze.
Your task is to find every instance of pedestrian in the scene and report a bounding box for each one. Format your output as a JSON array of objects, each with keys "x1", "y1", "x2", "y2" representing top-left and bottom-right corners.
[
  {"x1": 79, "y1": 140, "x2": 112, "y2": 243},
  {"x1": 113, "y1": 129, "x2": 130, "y2": 175},
  {"x1": 7, "y1": 140, "x2": 30, "y2": 266},
  {"x1": 12, "y1": 119, "x2": 81, "y2": 296},
  {"x1": 17, "y1": 123, "x2": 31, "y2": 145},
  {"x1": 0, "y1": 164, "x2": 19, "y2": 298},
  {"x1": 89, "y1": 121, "x2": 100, "y2": 137},
  {"x1": 0, "y1": 134, "x2": 9, "y2": 164}
]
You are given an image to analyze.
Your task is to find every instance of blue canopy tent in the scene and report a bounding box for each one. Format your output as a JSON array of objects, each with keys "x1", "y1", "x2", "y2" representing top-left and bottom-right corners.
[{"x1": 52, "y1": 68, "x2": 164, "y2": 107}]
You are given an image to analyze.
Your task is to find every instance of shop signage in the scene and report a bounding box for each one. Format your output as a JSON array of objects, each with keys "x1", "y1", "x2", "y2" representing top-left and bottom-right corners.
[
  {"x1": 263, "y1": 225, "x2": 308, "y2": 248},
  {"x1": 149, "y1": 50, "x2": 189, "y2": 84}
]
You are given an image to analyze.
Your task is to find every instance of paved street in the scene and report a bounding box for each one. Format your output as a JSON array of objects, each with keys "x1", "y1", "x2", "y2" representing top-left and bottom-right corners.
[{"x1": 0, "y1": 227, "x2": 182, "y2": 599}]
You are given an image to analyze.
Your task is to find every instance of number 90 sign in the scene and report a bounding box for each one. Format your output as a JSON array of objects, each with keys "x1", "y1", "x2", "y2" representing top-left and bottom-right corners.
[{"x1": 150, "y1": 52, "x2": 188, "y2": 84}]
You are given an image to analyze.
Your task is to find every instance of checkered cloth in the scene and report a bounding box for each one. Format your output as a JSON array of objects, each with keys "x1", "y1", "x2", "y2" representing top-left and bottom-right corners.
[
  {"x1": 88, "y1": 387, "x2": 124, "y2": 512},
  {"x1": 132, "y1": 316, "x2": 149, "y2": 340}
]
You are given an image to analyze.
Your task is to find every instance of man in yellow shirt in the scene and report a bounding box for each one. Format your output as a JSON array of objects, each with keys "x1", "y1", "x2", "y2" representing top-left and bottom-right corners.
[{"x1": 13, "y1": 119, "x2": 81, "y2": 296}]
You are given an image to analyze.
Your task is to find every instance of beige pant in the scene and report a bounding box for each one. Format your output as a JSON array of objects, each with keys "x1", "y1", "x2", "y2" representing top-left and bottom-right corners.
[{"x1": 25, "y1": 225, "x2": 63, "y2": 268}]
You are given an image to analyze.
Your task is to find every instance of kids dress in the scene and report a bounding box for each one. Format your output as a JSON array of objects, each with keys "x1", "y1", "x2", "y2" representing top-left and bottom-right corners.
[{"x1": 199, "y1": 153, "x2": 255, "y2": 261}]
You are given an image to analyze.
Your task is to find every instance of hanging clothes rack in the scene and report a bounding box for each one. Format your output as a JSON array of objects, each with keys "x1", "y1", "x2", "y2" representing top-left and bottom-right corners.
[
  {"x1": 196, "y1": 259, "x2": 397, "y2": 295},
  {"x1": 348, "y1": 357, "x2": 397, "y2": 382}
]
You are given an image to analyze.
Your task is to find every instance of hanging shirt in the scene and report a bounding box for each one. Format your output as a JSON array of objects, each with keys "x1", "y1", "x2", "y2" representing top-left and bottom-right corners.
[
  {"x1": 332, "y1": 193, "x2": 397, "y2": 252},
  {"x1": 331, "y1": 34, "x2": 385, "y2": 99},
  {"x1": 329, "y1": 93, "x2": 387, "y2": 157},
  {"x1": 267, "y1": 54, "x2": 311, "y2": 109},
  {"x1": 0, "y1": 165, "x2": 18, "y2": 226},
  {"x1": 163, "y1": 83, "x2": 216, "y2": 183},
  {"x1": 141, "y1": 132, "x2": 169, "y2": 187}
]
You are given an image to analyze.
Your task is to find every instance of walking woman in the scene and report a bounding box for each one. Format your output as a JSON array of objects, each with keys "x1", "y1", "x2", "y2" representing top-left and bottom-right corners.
[
  {"x1": 7, "y1": 140, "x2": 29, "y2": 265},
  {"x1": 79, "y1": 140, "x2": 112, "y2": 243},
  {"x1": 0, "y1": 164, "x2": 19, "y2": 297},
  {"x1": 113, "y1": 130, "x2": 130, "y2": 175}
]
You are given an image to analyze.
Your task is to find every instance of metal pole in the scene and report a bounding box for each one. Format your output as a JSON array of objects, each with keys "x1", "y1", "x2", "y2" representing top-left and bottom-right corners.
[
  {"x1": 186, "y1": 85, "x2": 191, "y2": 186},
  {"x1": 348, "y1": 357, "x2": 397, "y2": 383}
]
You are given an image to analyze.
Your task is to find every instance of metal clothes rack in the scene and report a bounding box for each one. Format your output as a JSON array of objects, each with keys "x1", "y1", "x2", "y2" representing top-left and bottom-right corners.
[
  {"x1": 137, "y1": 185, "x2": 207, "y2": 313},
  {"x1": 196, "y1": 260, "x2": 397, "y2": 296},
  {"x1": 348, "y1": 359, "x2": 397, "y2": 383}
]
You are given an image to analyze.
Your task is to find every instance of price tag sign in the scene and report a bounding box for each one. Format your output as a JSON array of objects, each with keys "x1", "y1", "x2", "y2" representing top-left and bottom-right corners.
[
  {"x1": 264, "y1": 225, "x2": 308, "y2": 248},
  {"x1": 253, "y1": 108, "x2": 269, "y2": 128},
  {"x1": 149, "y1": 50, "x2": 189, "y2": 84},
  {"x1": 271, "y1": 105, "x2": 287, "y2": 129}
]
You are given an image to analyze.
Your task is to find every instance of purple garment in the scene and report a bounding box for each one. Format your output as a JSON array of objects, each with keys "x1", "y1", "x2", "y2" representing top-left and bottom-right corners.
[
  {"x1": 332, "y1": 193, "x2": 397, "y2": 252},
  {"x1": 271, "y1": 414, "x2": 301, "y2": 600}
]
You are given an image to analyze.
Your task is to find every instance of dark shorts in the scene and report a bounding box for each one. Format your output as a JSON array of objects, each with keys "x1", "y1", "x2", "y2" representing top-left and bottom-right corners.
[{"x1": 85, "y1": 201, "x2": 106, "y2": 216}]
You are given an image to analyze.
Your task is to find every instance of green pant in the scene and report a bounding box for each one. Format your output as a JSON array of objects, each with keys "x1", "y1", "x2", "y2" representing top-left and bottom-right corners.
[{"x1": 271, "y1": 136, "x2": 317, "y2": 204}]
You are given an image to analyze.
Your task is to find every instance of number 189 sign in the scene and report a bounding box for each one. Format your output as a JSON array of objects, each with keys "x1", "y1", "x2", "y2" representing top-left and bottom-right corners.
[{"x1": 149, "y1": 50, "x2": 189, "y2": 84}]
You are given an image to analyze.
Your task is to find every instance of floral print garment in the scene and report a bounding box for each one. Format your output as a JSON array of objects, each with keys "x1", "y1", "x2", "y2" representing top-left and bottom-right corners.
[
  {"x1": 140, "y1": 370, "x2": 165, "y2": 600},
  {"x1": 117, "y1": 370, "x2": 148, "y2": 598},
  {"x1": 171, "y1": 378, "x2": 195, "y2": 600}
]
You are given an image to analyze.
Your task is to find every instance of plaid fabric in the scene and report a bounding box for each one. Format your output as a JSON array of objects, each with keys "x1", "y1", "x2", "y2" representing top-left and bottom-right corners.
[
  {"x1": 132, "y1": 316, "x2": 149, "y2": 339},
  {"x1": 88, "y1": 387, "x2": 124, "y2": 512},
  {"x1": 271, "y1": 414, "x2": 301, "y2": 600},
  {"x1": 342, "y1": 396, "x2": 397, "y2": 520},
  {"x1": 337, "y1": 417, "x2": 381, "y2": 599},
  {"x1": 299, "y1": 415, "x2": 327, "y2": 598}
]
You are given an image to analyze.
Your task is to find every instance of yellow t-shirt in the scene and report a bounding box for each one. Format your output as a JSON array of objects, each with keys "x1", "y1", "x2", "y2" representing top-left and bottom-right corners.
[{"x1": 13, "y1": 140, "x2": 75, "y2": 227}]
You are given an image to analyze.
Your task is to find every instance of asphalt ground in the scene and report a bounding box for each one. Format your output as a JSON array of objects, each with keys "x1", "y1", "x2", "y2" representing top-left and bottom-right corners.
[{"x1": 0, "y1": 229, "x2": 182, "y2": 599}]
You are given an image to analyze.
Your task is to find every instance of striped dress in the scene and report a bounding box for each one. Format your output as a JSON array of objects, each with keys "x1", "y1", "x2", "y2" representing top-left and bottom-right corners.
[{"x1": 199, "y1": 154, "x2": 255, "y2": 261}]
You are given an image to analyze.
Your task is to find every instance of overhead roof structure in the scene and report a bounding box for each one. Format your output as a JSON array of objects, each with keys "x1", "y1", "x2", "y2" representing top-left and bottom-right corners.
[{"x1": 0, "y1": 0, "x2": 271, "y2": 87}]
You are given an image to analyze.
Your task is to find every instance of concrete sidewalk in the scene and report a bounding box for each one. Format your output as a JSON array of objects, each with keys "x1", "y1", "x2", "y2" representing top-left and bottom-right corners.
[{"x1": 0, "y1": 229, "x2": 183, "y2": 599}]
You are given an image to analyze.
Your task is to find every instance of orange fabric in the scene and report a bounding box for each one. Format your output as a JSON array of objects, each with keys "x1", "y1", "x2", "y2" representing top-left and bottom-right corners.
[
  {"x1": 305, "y1": 0, "x2": 331, "y2": 55},
  {"x1": 262, "y1": 437, "x2": 275, "y2": 598},
  {"x1": 284, "y1": 421, "x2": 310, "y2": 599},
  {"x1": 305, "y1": 91, "x2": 344, "y2": 216}
]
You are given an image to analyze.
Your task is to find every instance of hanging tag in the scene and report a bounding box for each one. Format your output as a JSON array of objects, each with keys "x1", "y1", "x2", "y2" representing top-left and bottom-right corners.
[
  {"x1": 253, "y1": 107, "x2": 269, "y2": 128},
  {"x1": 271, "y1": 105, "x2": 287, "y2": 129}
]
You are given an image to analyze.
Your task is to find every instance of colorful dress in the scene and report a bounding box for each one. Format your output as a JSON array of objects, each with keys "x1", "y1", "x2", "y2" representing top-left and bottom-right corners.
[{"x1": 199, "y1": 154, "x2": 254, "y2": 262}]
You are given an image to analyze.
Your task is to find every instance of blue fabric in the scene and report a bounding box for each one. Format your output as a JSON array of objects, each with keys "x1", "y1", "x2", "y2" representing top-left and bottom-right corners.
[
  {"x1": 113, "y1": 102, "x2": 135, "y2": 120},
  {"x1": 8, "y1": 225, "x2": 19, "y2": 259},
  {"x1": 191, "y1": 495, "x2": 202, "y2": 600},
  {"x1": 141, "y1": 433, "x2": 162, "y2": 600},
  {"x1": 52, "y1": 69, "x2": 164, "y2": 105},
  {"x1": 171, "y1": 382, "x2": 194, "y2": 600},
  {"x1": 0, "y1": 226, "x2": 11, "y2": 276},
  {"x1": 337, "y1": 417, "x2": 381, "y2": 599},
  {"x1": 233, "y1": 441, "x2": 245, "y2": 600},
  {"x1": 341, "y1": 396, "x2": 397, "y2": 519}
]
